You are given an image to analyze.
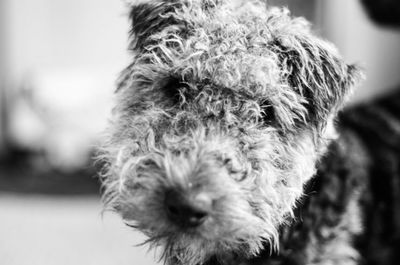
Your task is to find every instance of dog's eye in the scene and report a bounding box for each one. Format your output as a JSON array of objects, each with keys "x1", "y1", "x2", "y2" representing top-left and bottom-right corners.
[
  {"x1": 162, "y1": 77, "x2": 189, "y2": 105},
  {"x1": 260, "y1": 101, "x2": 275, "y2": 124}
]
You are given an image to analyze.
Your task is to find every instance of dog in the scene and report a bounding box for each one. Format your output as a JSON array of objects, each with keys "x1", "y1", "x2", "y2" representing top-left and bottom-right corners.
[{"x1": 98, "y1": 1, "x2": 368, "y2": 264}]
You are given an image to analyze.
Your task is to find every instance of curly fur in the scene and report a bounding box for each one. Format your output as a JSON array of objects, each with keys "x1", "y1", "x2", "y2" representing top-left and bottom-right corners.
[{"x1": 98, "y1": 1, "x2": 361, "y2": 264}]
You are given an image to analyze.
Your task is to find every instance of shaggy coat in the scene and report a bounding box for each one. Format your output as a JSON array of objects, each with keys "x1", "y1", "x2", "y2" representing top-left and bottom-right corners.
[{"x1": 99, "y1": 1, "x2": 364, "y2": 264}]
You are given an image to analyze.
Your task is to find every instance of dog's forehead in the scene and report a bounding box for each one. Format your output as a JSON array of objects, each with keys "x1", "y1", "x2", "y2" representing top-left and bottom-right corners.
[
  {"x1": 123, "y1": 0, "x2": 360, "y2": 130},
  {"x1": 132, "y1": 2, "x2": 306, "y2": 97}
]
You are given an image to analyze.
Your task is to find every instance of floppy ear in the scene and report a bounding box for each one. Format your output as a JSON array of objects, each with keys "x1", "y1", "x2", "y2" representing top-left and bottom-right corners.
[
  {"x1": 271, "y1": 37, "x2": 363, "y2": 129},
  {"x1": 128, "y1": 1, "x2": 187, "y2": 50},
  {"x1": 128, "y1": 0, "x2": 224, "y2": 50}
]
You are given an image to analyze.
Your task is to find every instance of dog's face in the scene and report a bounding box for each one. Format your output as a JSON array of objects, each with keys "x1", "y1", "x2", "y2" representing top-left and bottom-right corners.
[{"x1": 100, "y1": 1, "x2": 360, "y2": 264}]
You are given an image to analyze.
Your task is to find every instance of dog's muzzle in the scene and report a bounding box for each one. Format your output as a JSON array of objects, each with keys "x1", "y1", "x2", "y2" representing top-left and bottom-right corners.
[{"x1": 165, "y1": 189, "x2": 213, "y2": 228}]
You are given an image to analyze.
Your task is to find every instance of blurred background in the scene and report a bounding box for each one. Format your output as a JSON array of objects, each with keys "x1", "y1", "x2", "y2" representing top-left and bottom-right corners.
[{"x1": 0, "y1": 0, "x2": 399, "y2": 264}]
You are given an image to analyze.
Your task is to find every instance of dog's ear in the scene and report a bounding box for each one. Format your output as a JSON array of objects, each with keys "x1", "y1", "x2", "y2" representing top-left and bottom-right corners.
[
  {"x1": 128, "y1": 0, "x2": 224, "y2": 50},
  {"x1": 128, "y1": 1, "x2": 186, "y2": 50},
  {"x1": 271, "y1": 37, "x2": 363, "y2": 129}
]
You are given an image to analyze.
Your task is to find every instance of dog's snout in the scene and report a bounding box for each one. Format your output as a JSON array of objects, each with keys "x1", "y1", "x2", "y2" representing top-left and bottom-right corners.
[{"x1": 165, "y1": 190, "x2": 211, "y2": 228}]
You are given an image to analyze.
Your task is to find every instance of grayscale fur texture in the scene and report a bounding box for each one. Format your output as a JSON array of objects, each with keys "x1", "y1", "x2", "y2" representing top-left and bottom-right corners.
[{"x1": 98, "y1": 0, "x2": 362, "y2": 264}]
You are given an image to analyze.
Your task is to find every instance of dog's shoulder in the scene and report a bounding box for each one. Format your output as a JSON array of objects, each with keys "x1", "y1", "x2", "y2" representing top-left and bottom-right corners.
[{"x1": 339, "y1": 89, "x2": 400, "y2": 264}]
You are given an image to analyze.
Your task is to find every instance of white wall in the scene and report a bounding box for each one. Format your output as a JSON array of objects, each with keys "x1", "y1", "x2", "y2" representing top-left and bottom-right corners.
[
  {"x1": 317, "y1": 0, "x2": 400, "y2": 103},
  {"x1": 0, "y1": 0, "x2": 8, "y2": 153},
  {"x1": 4, "y1": 0, "x2": 130, "y2": 82},
  {"x1": 1, "y1": 0, "x2": 133, "y2": 167}
]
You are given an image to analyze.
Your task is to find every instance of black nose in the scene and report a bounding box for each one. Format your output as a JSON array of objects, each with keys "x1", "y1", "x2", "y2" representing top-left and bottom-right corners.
[{"x1": 165, "y1": 190, "x2": 211, "y2": 228}]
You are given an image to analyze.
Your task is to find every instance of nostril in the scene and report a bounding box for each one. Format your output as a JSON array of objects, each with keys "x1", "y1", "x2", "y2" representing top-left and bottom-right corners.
[
  {"x1": 165, "y1": 190, "x2": 210, "y2": 227},
  {"x1": 166, "y1": 204, "x2": 180, "y2": 217},
  {"x1": 193, "y1": 212, "x2": 207, "y2": 219}
]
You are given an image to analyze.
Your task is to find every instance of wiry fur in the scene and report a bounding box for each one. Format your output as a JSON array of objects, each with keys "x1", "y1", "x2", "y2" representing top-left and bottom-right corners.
[{"x1": 98, "y1": 1, "x2": 361, "y2": 264}]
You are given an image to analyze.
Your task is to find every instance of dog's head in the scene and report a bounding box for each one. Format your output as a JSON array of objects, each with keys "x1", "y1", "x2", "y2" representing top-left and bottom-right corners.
[{"x1": 100, "y1": 1, "x2": 361, "y2": 264}]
